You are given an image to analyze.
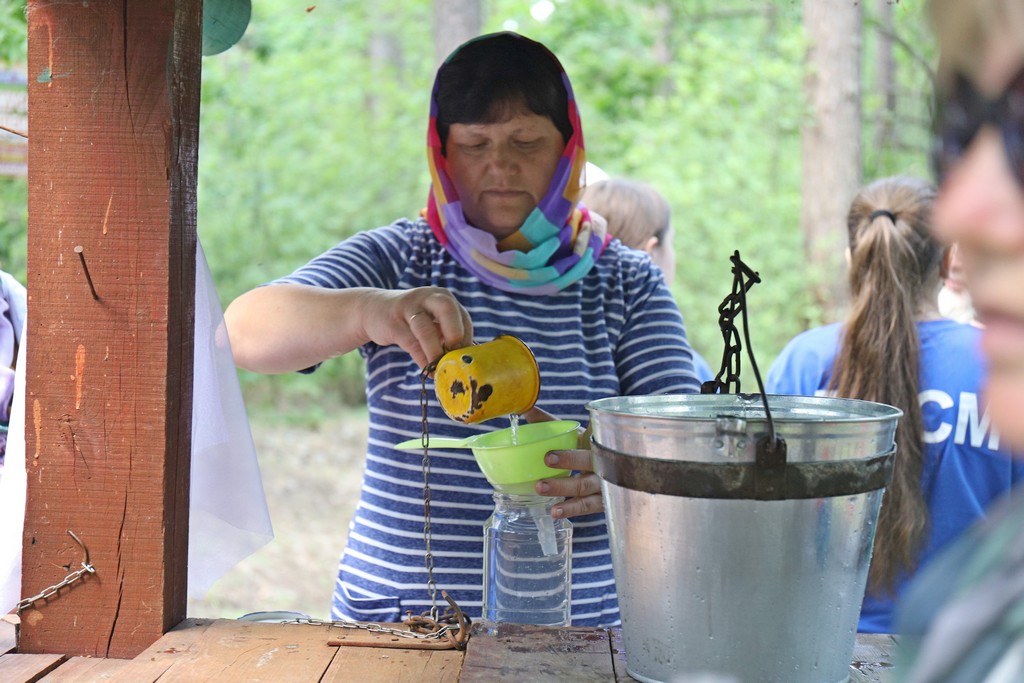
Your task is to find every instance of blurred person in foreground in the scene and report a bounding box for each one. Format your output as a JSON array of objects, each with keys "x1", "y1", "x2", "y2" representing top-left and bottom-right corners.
[
  {"x1": 582, "y1": 177, "x2": 714, "y2": 381},
  {"x1": 224, "y1": 32, "x2": 700, "y2": 626},
  {"x1": 894, "y1": 1, "x2": 1024, "y2": 680},
  {"x1": 764, "y1": 176, "x2": 1022, "y2": 635}
]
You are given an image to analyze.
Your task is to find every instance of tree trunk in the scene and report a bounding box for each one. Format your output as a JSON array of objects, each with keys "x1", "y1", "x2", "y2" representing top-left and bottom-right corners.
[
  {"x1": 873, "y1": 0, "x2": 896, "y2": 153},
  {"x1": 433, "y1": 0, "x2": 482, "y2": 69},
  {"x1": 366, "y1": 9, "x2": 403, "y2": 116},
  {"x1": 653, "y1": 3, "x2": 676, "y2": 97},
  {"x1": 801, "y1": 0, "x2": 862, "y2": 319}
]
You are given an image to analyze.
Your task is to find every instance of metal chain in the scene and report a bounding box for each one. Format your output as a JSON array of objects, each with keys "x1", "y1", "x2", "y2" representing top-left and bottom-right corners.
[
  {"x1": 17, "y1": 563, "x2": 95, "y2": 611},
  {"x1": 420, "y1": 362, "x2": 439, "y2": 620},
  {"x1": 17, "y1": 530, "x2": 96, "y2": 612},
  {"x1": 700, "y1": 251, "x2": 782, "y2": 447},
  {"x1": 281, "y1": 590, "x2": 471, "y2": 650},
  {"x1": 284, "y1": 617, "x2": 459, "y2": 642},
  {"x1": 702, "y1": 250, "x2": 762, "y2": 395}
]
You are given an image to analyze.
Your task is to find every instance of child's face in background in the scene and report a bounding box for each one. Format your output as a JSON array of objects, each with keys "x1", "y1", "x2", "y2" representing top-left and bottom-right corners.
[{"x1": 933, "y1": 28, "x2": 1024, "y2": 449}]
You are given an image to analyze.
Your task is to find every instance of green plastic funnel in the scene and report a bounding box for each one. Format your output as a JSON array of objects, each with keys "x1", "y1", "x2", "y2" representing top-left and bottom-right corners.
[{"x1": 395, "y1": 420, "x2": 579, "y2": 494}]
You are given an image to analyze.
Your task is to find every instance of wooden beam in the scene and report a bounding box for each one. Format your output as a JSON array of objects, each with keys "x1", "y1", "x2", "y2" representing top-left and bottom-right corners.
[{"x1": 20, "y1": 0, "x2": 200, "y2": 658}]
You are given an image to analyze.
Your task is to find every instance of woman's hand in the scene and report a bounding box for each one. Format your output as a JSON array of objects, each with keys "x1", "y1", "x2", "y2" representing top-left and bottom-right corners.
[
  {"x1": 359, "y1": 287, "x2": 474, "y2": 370},
  {"x1": 225, "y1": 284, "x2": 472, "y2": 374},
  {"x1": 523, "y1": 408, "x2": 603, "y2": 519},
  {"x1": 535, "y1": 447, "x2": 604, "y2": 519}
]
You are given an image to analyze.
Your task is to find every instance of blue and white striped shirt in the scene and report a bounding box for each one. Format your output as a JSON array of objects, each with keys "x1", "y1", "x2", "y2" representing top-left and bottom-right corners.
[{"x1": 277, "y1": 218, "x2": 699, "y2": 626}]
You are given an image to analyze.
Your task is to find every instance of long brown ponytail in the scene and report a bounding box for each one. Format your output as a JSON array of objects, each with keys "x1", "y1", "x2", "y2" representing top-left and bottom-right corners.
[{"x1": 829, "y1": 176, "x2": 943, "y2": 595}]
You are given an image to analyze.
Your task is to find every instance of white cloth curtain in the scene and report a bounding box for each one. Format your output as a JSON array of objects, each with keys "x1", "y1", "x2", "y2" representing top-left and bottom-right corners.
[{"x1": 0, "y1": 240, "x2": 273, "y2": 614}]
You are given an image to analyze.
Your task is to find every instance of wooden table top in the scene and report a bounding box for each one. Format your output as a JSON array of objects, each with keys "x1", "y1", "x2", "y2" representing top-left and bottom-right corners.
[{"x1": 0, "y1": 617, "x2": 895, "y2": 682}]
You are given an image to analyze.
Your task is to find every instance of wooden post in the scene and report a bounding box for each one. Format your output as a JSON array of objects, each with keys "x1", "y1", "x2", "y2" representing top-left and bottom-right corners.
[{"x1": 20, "y1": 0, "x2": 200, "y2": 658}]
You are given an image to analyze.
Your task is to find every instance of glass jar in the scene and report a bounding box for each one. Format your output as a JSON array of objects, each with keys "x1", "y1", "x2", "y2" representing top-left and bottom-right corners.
[{"x1": 481, "y1": 492, "x2": 572, "y2": 626}]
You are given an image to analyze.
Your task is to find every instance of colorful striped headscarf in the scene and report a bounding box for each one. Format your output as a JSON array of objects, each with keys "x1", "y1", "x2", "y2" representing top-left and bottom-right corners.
[{"x1": 425, "y1": 33, "x2": 610, "y2": 295}]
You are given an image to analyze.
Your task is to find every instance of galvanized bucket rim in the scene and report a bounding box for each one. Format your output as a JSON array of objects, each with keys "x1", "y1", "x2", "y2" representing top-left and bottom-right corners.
[
  {"x1": 588, "y1": 393, "x2": 903, "y2": 500},
  {"x1": 587, "y1": 393, "x2": 904, "y2": 424}
]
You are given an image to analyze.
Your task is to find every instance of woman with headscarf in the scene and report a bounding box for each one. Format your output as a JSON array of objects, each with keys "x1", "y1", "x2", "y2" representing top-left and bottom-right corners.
[{"x1": 224, "y1": 32, "x2": 700, "y2": 626}]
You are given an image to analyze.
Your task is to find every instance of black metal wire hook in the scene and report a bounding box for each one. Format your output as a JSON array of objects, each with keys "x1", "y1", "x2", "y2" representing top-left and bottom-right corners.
[{"x1": 700, "y1": 250, "x2": 784, "y2": 453}]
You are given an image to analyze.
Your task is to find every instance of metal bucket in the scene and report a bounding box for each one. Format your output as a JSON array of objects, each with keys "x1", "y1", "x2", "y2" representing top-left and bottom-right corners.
[{"x1": 588, "y1": 394, "x2": 901, "y2": 683}]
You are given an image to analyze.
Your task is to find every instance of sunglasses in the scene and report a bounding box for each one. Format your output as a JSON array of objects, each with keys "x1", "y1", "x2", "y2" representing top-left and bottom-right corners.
[{"x1": 932, "y1": 66, "x2": 1024, "y2": 186}]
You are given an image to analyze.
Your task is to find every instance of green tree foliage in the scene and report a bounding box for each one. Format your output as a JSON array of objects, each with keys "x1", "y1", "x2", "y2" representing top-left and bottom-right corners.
[
  {"x1": 0, "y1": 3, "x2": 26, "y2": 65},
  {"x1": 0, "y1": 176, "x2": 26, "y2": 282},
  {"x1": 198, "y1": 2, "x2": 438, "y2": 408},
  {"x1": 480, "y1": 0, "x2": 935, "y2": 385},
  {"x1": 521, "y1": 0, "x2": 813, "y2": 373},
  {"x1": 2, "y1": 1, "x2": 938, "y2": 413},
  {"x1": 0, "y1": 3, "x2": 26, "y2": 282},
  {"x1": 0, "y1": 114, "x2": 25, "y2": 282}
]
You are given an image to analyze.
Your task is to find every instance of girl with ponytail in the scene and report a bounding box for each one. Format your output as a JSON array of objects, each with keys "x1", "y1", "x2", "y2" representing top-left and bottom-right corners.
[{"x1": 766, "y1": 176, "x2": 1024, "y2": 634}]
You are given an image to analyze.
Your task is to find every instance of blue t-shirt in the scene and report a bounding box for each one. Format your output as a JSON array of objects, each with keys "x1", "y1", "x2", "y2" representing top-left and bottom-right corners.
[
  {"x1": 277, "y1": 218, "x2": 700, "y2": 626},
  {"x1": 766, "y1": 319, "x2": 1024, "y2": 633},
  {"x1": 691, "y1": 349, "x2": 715, "y2": 383}
]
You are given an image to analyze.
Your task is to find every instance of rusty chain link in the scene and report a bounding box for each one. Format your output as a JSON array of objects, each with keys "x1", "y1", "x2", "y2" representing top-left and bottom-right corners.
[
  {"x1": 295, "y1": 359, "x2": 472, "y2": 651},
  {"x1": 420, "y1": 360, "x2": 440, "y2": 620},
  {"x1": 286, "y1": 590, "x2": 471, "y2": 650}
]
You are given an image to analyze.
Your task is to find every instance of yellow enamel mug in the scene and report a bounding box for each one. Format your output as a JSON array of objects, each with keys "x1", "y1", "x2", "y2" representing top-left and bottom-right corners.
[{"x1": 433, "y1": 335, "x2": 540, "y2": 424}]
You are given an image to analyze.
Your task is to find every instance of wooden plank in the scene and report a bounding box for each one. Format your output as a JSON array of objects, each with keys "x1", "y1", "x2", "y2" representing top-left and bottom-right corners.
[
  {"x1": 139, "y1": 618, "x2": 463, "y2": 682},
  {"x1": 37, "y1": 656, "x2": 165, "y2": 682},
  {"x1": 609, "y1": 627, "x2": 629, "y2": 682},
  {"x1": 0, "y1": 623, "x2": 898, "y2": 681},
  {"x1": 460, "y1": 623, "x2": 615, "y2": 682},
  {"x1": 56, "y1": 617, "x2": 216, "y2": 682},
  {"x1": 21, "y1": 0, "x2": 200, "y2": 659},
  {"x1": 0, "y1": 653, "x2": 66, "y2": 682},
  {"x1": 1, "y1": 618, "x2": 16, "y2": 654},
  {"x1": 130, "y1": 617, "x2": 216, "y2": 660},
  {"x1": 321, "y1": 623, "x2": 464, "y2": 682},
  {"x1": 35, "y1": 621, "x2": 216, "y2": 683},
  {"x1": 324, "y1": 648, "x2": 462, "y2": 683},
  {"x1": 148, "y1": 619, "x2": 338, "y2": 682}
]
